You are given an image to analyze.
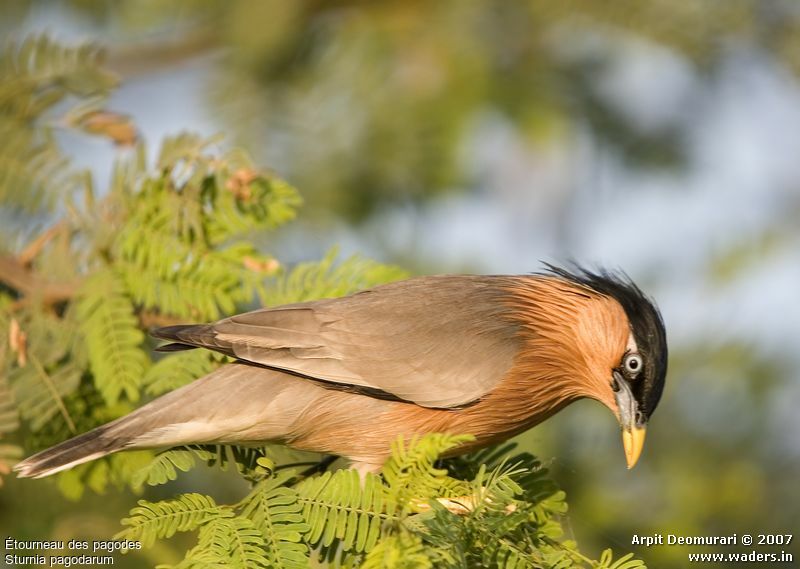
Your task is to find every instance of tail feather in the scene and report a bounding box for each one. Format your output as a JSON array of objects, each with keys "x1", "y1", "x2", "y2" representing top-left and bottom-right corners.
[
  {"x1": 13, "y1": 385, "x2": 179, "y2": 479},
  {"x1": 151, "y1": 324, "x2": 222, "y2": 353},
  {"x1": 150, "y1": 324, "x2": 198, "y2": 340},
  {"x1": 13, "y1": 425, "x2": 120, "y2": 479},
  {"x1": 14, "y1": 363, "x2": 297, "y2": 479}
]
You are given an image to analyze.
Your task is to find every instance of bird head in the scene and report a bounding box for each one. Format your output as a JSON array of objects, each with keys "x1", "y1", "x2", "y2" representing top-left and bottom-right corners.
[
  {"x1": 544, "y1": 266, "x2": 668, "y2": 469},
  {"x1": 503, "y1": 266, "x2": 667, "y2": 469}
]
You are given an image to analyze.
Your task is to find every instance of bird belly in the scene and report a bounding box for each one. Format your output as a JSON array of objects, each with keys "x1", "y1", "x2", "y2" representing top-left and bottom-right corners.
[{"x1": 284, "y1": 385, "x2": 578, "y2": 466}]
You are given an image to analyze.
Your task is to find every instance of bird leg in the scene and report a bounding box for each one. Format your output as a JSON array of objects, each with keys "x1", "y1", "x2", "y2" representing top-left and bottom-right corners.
[{"x1": 349, "y1": 460, "x2": 384, "y2": 482}]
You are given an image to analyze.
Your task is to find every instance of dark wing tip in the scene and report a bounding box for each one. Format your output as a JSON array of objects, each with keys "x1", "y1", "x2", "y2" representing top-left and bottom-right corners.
[
  {"x1": 150, "y1": 324, "x2": 207, "y2": 352},
  {"x1": 150, "y1": 324, "x2": 197, "y2": 340},
  {"x1": 149, "y1": 323, "x2": 235, "y2": 358},
  {"x1": 154, "y1": 342, "x2": 197, "y2": 352}
]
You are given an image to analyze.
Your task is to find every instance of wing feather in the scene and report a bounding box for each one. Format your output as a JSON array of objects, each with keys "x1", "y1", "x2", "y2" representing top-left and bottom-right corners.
[{"x1": 154, "y1": 276, "x2": 521, "y2": 408}]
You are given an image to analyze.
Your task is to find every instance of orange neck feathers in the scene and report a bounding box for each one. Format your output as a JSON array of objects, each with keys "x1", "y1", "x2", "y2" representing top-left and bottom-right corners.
[{"x1": 499, "y1": 276, "x2": 630, "y2": 416}]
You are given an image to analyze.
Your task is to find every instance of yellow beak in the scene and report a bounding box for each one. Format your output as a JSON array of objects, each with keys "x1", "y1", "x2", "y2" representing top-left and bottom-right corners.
[{"x1": 622, "y1": 425, "x2": 647, "y2": 469}]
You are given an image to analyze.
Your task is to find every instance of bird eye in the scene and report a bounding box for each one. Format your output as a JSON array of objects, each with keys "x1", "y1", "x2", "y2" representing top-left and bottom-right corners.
[{"x1": 624, "y1": 353, "x2": 643, "y2": 377}]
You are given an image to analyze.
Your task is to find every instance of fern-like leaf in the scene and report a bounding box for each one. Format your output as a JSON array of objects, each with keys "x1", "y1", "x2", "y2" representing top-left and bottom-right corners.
[
  {"x1": 117, "y1": 493, "x2": 233, "y2": 547},
  {"x1": 239, "y1": 470, "x2": 310, "y2": 568},
  {"x1": 143, "y1": 350, "x2": 222, "y2": 396},
  {"x1": 205, "y1": 176, "x2": 302, "y2": 245},
  {"x1": 265, "y1": 248, "x2": 407, "y2": 306},
  {"x1": 9, "y1": 358, "x2": 81, "y2": 432},
  {"x1": 596, "y1": 550, "x2": 647, "y2": 569},
  {"x1": 382, "y1": 434, "x2": 474, "y2": 514},
  {"x1": 75, "y1": 270, "x2": 149, "y2": 405},
  {"x1": 296, "y1": 469, "x2": 390, "y2": 554},
  {"x1": 0, "y1": 35, "x2": 117, "y2": 212},
  {"x1": 361, "y1": 533, "x2": 434, "y2": 569},
  {"x1": 0, "y1": 373, "x2": 19, "y2": 435},
  {"x1": 171, "y1": 516, "x2": 270, "y2": 569},
  {"x1": 5, "y1": 307, "x2": 85, "y2": 432},
  {"x1": 132, "y1": 449, "x2": 198, "y2": 488}
]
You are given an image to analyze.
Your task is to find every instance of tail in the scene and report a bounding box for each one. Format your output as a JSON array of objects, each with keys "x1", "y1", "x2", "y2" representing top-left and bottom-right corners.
[
  {"x1": 13, "y1": 363, "x2": 296, "y2": 479},
  {"x1": 13, "y1": 389, "x2": 186, "y2": 479},
  {"x1": 13, "y1": 424, "x2": 123, "y2": 479},
  {"x1": 14, "y1": 325, "x2": 213, "y2": 478}
]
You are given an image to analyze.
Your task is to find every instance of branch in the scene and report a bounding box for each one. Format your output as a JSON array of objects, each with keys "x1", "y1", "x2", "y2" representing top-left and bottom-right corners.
[
  {"x1": 0, "y1": 254, "x2": 79, "y2": 306},
  {"x1": 17, "y1": 222, "x2": 66, "y2": 266},
  {"x1": 139, "y1": 310, "x2": 186, "y2": 329},
  {"x1": 108, "y1": 28, "x2": 219, "y2": 78},
  {"x1": 29, "y1": 354, "x2": 77, "y2": 435}
]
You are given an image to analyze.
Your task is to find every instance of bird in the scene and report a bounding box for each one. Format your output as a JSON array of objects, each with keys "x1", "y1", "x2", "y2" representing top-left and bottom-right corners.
[{"x1": 14, "y1": 266, "x2": 667, "y2": 479}]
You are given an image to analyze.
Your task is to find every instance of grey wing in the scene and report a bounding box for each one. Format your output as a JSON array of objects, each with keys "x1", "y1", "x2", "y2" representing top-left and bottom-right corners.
[{"x1": 153, "y1": 275, "x2": 521, "y2": 408}]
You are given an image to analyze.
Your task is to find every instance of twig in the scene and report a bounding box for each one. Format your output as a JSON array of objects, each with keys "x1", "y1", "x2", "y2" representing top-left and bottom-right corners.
[
  {"x1": 17, "y1": 222, "x2": 66, "y2": 266},
  {"x1": 139, "y1": 310, "x2": 186, "y2": 329},
  {"x1": 28, "y1": 354, "x2": 77, "y2": 435},
  {"x1": 108, "y1": 28, "x2": 220, "y2": 78},
  {"x1": 0, "y1": 254, "x2": 79, "y2": 307}
]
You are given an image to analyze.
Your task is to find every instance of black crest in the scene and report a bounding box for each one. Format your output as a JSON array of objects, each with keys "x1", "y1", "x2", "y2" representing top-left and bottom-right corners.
[{"x1": 542, "y1": 264, "x2": 668, "y2": 420}]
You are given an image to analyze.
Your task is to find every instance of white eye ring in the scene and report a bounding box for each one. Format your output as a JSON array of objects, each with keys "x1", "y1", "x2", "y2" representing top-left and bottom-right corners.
[{"x1": 624, "y1": 353, "x2": 643, "y2": 377}]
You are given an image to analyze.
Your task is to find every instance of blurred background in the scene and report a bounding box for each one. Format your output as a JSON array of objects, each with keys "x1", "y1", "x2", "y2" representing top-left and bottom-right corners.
[{"x1": 1, "y1": 1, "x2": 799, "y2": 567}]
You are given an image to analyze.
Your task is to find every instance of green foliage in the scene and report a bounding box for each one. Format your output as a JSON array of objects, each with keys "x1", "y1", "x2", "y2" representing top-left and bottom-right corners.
[
  {"x1": 595, "y1": 551, "x2": 646, "y2": 569},
  {"x1": 296, "y1": 469, "x2": 386, "y2": 553},
  {"x1": 142, "y1": 350, "x2": 224, "y2": 396},
  {"x1": 381, "y1": 433, "x2": 472, "y2": 513},
  {"x1": 76, "y1": 270, "x2": 150, "y2": 405},
  {"x1": 121, "y1": 435, "x2": 646, "y2": 568},
  {"x1": 0, "y1": 358, "x2": 21, "y2": 436},
  {"x1": 12, "y1": 2, "x2": 800, "y2": 221},
  {"x1": 0, "y1": 345, "x2": 22, "y2": 486},
  {"x1": 131, "y1": 449, "x2": 197, "y2": 489},
  {"x1": 173, "y1": 516, "x2": 271, "y2": 569},
  {"x1": 0, "y1": 34, "x2": 118, "y2": 214},
  {"x1": 240, "y1": 470, "x2": 310, "y2": 568},
  {"x1": 133, "y1": 444, "x2": 275, "y2": 489},
  {"x1": 55, "y1": 451, "x2": 155, "y2": 502},
  {"x1": 118, "y1": 493, "x2": 234, "y2": 547},
  {"x1": 4, "y1": 302, "x2": 85, "y2": 434},
  {"x1": 114, "y1": 132, "x2": 302, "y2": 321},
  {"x1": 267, "y1": 248, "x2": 408, "y2": 306},
  {"x1": 0, "y1": 34, "x2": 402, "y2": 492},
  {"x1": 360, "y1": 533, "x2": 432, "y2": 569}
]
